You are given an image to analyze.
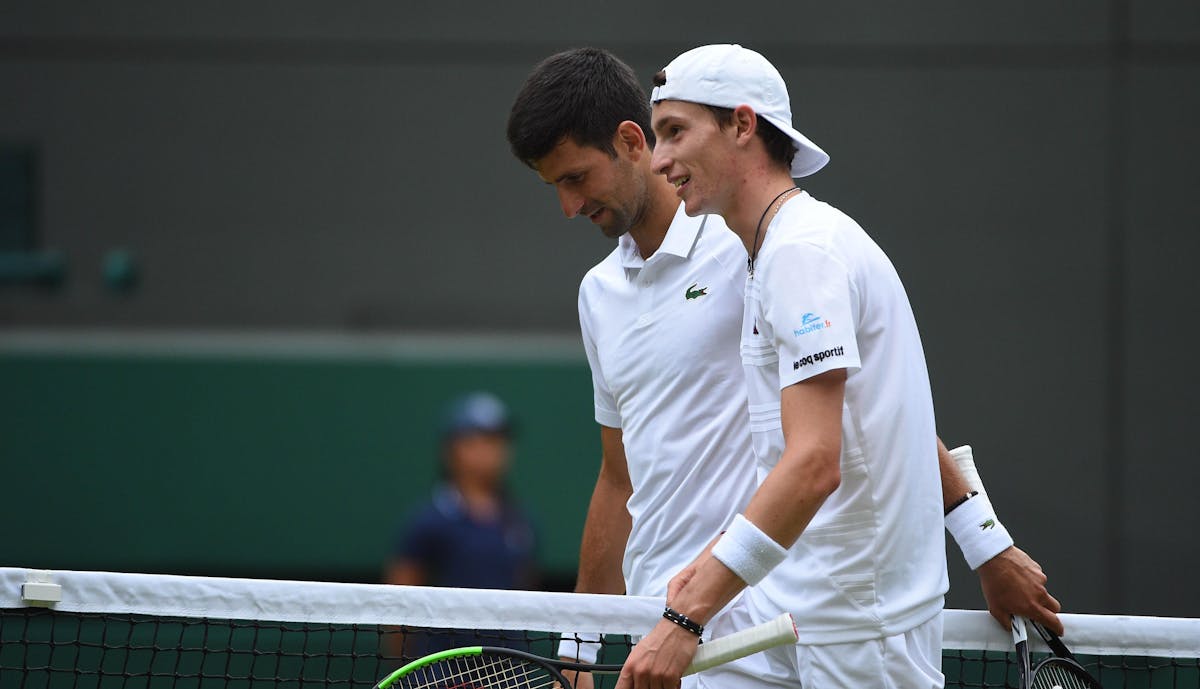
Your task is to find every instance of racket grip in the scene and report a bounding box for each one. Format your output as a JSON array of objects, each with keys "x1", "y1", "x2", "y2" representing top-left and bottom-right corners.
[
  {"x1": 1012, "y1": 614, "x2": 1028, "y2": 646},
  {"x1": 683, "y1": 613, "x2": 797, "y2": 675}
]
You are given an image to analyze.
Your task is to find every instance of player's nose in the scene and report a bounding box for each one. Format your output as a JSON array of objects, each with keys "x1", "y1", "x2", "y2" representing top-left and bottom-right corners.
[
  {"x1": 650, "y1": 148, "x2": 671, "y2": 177},
  {"x1": 557, "y1": 188, "x2": 586, "y2": 219}
]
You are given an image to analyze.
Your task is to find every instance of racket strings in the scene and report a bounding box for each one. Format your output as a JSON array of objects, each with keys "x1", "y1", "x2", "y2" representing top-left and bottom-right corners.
[
  {"x1": 1030, "y1": 660, "x2": 1096, "y2": 689},
  {"x1": 396, "y1": 655, "x2": 561, "y2": 689}
]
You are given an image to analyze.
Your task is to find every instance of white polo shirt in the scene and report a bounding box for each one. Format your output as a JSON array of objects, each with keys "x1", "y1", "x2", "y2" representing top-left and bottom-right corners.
[
  {"x1": 578, "y1": 203, "x2": 758, "y2": 597},
  {"x1": 741, "y1": 191, "x2": 947, "y2": 644}
]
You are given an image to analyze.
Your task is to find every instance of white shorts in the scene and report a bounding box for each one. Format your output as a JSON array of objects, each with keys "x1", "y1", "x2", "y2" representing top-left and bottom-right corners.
[
  {"x1": 790, "y1": 613, "x2": 943, "y2": 688},
  {"x1": 692, "y1": 601, "x2": 944, "y2": 689}
]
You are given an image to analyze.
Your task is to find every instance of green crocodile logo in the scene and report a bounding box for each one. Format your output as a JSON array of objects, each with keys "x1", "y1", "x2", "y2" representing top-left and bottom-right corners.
[
  {"x1": 685, "y1": 283, "x2": 708, "y2": 300},
  {"x1": 979, "y1": 519, "x2": 995, "y2": 530}
]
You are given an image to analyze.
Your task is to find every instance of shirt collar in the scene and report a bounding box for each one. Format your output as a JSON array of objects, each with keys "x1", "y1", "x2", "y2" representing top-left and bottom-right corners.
[{"x1": 617, "y1": 203, "x2": 709, "y2": 275}]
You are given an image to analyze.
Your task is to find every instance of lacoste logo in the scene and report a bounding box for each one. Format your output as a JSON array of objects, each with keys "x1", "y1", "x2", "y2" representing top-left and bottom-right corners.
[
  {"x1": 685, "y1": 283, "x2": 708, "y2": 300},
  {"x1": 979, "y1": 519, "x2": 995, "y2": 531}
]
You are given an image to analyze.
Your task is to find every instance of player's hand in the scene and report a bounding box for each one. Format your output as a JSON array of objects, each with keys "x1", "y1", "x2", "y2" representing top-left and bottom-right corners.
[
  {"x1": 978, "y1": 545, "x2": 1063, "y2": 635},
  {"x1": 668, "y1": 536, "x2": 721, "y2": 602},
  {"x1": 666, "y1": 561, "x2": 699, "y2": 603},
  {"x1": 614, "y1": 619, "x2": 699, "y2": 689}
]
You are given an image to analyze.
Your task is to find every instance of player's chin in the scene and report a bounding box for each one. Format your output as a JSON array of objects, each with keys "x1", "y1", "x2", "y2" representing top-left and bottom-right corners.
[
  {"x1": 599, "y1": 227, "x2": 625, "y2": 240},
  {"x1": 681, "y1": 195, "x2": 710, "y2": 218},
  {"x1": 596, "y1": 216, "x2": 630, "y2": 239}
]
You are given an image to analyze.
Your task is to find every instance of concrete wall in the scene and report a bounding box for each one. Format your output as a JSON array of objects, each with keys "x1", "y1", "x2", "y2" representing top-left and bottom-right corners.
[{"x1": 2, "y1": 1, "x2": 1198, "y2": 617}]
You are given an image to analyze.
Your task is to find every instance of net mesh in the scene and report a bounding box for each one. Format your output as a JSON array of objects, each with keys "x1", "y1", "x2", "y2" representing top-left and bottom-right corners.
[{"x1": 2, "y1": 568, "x2": 1197, "y2": 689}]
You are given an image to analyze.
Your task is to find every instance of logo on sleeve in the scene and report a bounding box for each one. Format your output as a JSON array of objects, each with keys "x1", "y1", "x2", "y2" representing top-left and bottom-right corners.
[
  {"x1": 793, "y1": 312, "x2": 831, "y2": 336},
  {"x1": 685, "y1": 283, "x2": 708, "y2": 300},
  {"x1": 793, "y1": 346, "x2": 846, "y2": 370}
]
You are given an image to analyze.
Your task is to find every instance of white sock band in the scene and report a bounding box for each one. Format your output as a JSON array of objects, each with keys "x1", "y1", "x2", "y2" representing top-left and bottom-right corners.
[
  {"x1": 945, "y1": 492, "x2": 1014, "y2": 570},
  {"x1": 711, "y1": 514, "x2": 788, "y2": 586},
  {"x1": 556, "y1": 631, "x2": 601, "y2": 664}
]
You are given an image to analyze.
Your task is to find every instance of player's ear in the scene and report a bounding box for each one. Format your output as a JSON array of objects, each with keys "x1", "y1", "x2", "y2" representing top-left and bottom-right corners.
[
  {"x1": 732, "y1": 105, "x2": 758, "y2": 145},
  {"x1": 615, "y1": 121, "x2": 648, "y2": 159}
]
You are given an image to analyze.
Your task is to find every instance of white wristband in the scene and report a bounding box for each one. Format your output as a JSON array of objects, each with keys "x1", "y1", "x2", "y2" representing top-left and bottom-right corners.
[
  {"x1": 711, "y1": 514, "x2": 788, "y2": 586},
  {"x1": 945, "y1": 493, "x2": 1013, "y2": 570},
  {"x1": 557, "y1": 631, "x2": 601, "y2": 664}
]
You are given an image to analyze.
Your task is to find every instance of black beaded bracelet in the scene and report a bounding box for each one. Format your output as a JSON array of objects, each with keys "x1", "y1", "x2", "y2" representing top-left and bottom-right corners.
[
  {"x1": 945, "y1": 490, "x2": 979, "y2": 516},
  {"x1": 663, "y1": 606, "x2": 704, "y2": 636}
]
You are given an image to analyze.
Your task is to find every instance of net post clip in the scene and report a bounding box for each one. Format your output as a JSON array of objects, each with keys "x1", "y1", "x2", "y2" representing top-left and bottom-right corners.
[{"x1": 21, "y1": 570, "x2": 62, "y2": 606}]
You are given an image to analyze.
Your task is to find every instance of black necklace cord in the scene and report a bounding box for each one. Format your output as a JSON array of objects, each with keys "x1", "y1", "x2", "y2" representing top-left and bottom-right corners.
[{"x1": 748, "y1": 186, "x2": 799, "y2": 277}]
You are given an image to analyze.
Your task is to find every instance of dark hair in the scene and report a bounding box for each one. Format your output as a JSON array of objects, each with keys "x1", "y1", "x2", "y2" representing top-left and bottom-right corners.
[
  {"x1": 507, "y1": 48, "x2": 652, "y2": 168},
  {"x1": 651, "y1": 70, "x2": 797, "y2": 171}
]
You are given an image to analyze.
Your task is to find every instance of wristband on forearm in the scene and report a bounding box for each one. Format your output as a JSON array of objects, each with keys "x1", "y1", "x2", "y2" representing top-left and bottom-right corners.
[
  {"x1": 710, "y1": 513, "x2": 788, "y2": 586},
  {"x1": 662, "y1": 606, "x2": 704, "y2": 636},
  {"x1": 556, "y1": 631, "x2": 601, "y2": 664},
  {"x1": 945, "y1": 492, "x2": 1014, "y2": 570}
]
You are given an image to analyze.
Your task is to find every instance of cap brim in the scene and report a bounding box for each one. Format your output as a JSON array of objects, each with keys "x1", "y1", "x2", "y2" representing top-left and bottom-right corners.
[{"x1": 760, "y1": 112, "x2": 829, "y2": 178}]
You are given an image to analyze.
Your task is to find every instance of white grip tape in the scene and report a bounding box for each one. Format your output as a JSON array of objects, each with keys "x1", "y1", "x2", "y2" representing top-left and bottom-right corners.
[
  {"x1": 711, "y1": 514, "x2": 788, "y2": 586},
  {"x1": 685, "y1": 613, "x2": 798, "y2": 675},
  {"x1": 556, "y1": 631, "x2": 602, "y2": 664},
  {"x1": 948, "y1": 444, "x2": 990, "y2": 501},
  {"x1": 945, "y1": 493, "x2": 1014, "y2": 570}
]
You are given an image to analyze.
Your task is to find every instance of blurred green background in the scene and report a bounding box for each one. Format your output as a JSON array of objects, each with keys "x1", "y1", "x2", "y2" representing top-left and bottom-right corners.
[{"x1": 2, "y1": 345, "x2": 595, "y2": 587}]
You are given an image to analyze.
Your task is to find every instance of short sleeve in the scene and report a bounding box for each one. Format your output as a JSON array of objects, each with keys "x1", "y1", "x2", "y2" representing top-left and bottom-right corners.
[
  {"x1": 579, "y1": 284, "x2": 622, "y2": 428},
  {"x1": 760, "y1": 240, "x2": 861, "y2": 388}
]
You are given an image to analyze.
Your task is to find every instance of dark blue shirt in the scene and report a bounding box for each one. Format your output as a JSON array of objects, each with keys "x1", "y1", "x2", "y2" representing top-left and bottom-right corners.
[
  {"x1": 393, "y1": 485, "x2": 539, "y2": 654},
  {"x1": 394, "y1": 484, "x2": 538, "y2": 590}
]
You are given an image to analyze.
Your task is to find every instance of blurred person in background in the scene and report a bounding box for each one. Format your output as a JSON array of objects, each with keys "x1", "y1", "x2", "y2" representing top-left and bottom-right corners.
[
  {"x1": 385, "y1": 391, "x2": 540, "y2": 591},
  {"x1": 383, "y1": 391, "x2": 540, "y2": 658}
]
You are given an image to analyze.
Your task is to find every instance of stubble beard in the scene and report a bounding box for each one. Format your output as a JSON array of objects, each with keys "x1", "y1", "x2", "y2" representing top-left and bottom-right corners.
[{"x1": 600, "y1": 168, "x2": 650, "y2": 239}]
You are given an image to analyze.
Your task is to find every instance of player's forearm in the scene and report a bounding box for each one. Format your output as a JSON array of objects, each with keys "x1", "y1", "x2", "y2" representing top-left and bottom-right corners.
[
  {"x1": 669, "y1": 376, "x2": 845, "y2": 624},
  {"x1": 663, "y1": 550, "x2": 747, "y2": 625},
  {"x1": 941, "y1": 442, "x2": 1015, "y2": 571},
  {"x1": 557, "y1": 462, "x2": 631, "y2": 665},
  {"x1": 669, "y1": 442, "x2": 840, "y2": 626},
  {"x1": 744, "y1": 440, "x2": 841, "y2": 548},
  {"x1": 937, "y1": 437, "x2": 973, "y2": 509},
  {"x1": 573, "y1": 467, "x2": 632, "y2": 595},
  {"x1": 741, "y1": 369, "x2": 846, "y2": 548}
]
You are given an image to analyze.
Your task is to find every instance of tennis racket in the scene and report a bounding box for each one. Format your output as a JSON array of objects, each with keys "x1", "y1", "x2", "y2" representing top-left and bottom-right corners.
[
  {"x1": 374, "y1": 612, "x2": 797, "y2": 689},
  {"x1": 1012, "y1": 615, "x2": 1104, "y2": 689}
]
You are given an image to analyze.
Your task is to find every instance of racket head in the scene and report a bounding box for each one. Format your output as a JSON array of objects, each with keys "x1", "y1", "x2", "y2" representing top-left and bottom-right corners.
[
  {"x1": 375, "y1": 646, "x2": 572, "y2": 689},
  {"x1": 1030, "y1": 656, "x2": 1104, "y2": 689}
]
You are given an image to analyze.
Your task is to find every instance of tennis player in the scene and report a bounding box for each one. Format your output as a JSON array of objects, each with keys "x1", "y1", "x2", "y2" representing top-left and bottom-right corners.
[
  {"x1": 506, "y1": 47, "x2": 1060, "y2": 689},
  {"x1": 626, "y1": 42, "x2": 1019, "y2": 688}
]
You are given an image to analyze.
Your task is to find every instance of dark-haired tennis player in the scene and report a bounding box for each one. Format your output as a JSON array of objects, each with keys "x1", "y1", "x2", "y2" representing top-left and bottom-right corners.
[{"x1": 506, "y1": 46, "x2": 1060, "y2": 689}]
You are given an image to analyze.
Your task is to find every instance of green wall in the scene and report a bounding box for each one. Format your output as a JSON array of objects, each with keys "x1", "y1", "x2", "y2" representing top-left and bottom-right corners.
[{"x1": 1, "y1": 350, "x2": 597, "y2": 585}]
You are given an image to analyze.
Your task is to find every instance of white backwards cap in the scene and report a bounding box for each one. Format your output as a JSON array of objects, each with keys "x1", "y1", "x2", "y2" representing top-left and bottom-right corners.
[{"x1": 651, "y1": 44, "x2": 829, "y2": 178}]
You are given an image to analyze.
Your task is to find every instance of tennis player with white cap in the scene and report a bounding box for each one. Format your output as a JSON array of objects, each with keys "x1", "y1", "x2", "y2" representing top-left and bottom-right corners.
[
  {"x1": 505, "y1": 45, "x2": 1059, "y2": 689},
  {"x1": 610, "y1": 44, "x2": 1010, "y2": 689}
]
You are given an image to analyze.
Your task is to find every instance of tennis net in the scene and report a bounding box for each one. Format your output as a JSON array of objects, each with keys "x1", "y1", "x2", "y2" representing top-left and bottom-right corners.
[{"x1": 2, "y1": 568, "x2": 1197, "y2": 688}]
